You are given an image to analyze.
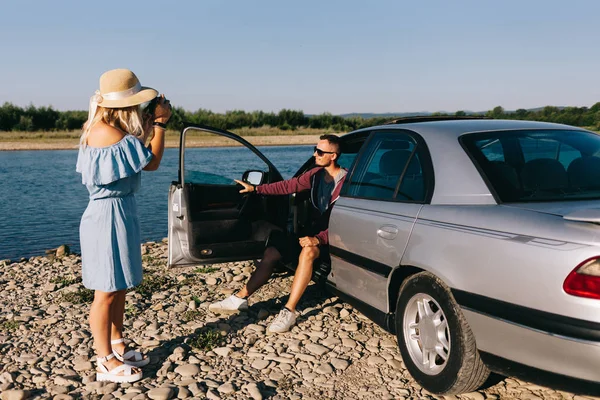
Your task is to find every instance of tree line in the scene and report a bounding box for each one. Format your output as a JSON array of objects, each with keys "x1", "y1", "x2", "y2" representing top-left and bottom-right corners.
[{"x1": 1, "y1": 102, "x2": 600, "y2": 133}]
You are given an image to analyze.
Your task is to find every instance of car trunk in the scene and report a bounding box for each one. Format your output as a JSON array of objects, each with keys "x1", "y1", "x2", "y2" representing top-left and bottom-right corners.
[{"x1": 502, "y1": 200, "x2": 600, "y2": 223}]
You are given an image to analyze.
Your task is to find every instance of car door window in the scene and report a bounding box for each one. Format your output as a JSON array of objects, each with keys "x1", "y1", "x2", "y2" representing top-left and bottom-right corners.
[
  {"x1": 185, "y1": 146, "x2": 269, "y2": 185},
  {"x1": 345, "y1": 131, "x2": 427, "y2": 202}
]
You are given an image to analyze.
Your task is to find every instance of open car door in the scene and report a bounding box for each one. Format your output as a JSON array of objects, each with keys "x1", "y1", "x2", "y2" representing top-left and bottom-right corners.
[{"x1": 168, "y1": 124, "x2": 288, "y2": 266}]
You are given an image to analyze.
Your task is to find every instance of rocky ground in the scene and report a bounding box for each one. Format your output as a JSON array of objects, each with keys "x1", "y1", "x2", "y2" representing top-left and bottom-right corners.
[{"x1": 1, "y1": 241, "x2": 599, "y2": 400}]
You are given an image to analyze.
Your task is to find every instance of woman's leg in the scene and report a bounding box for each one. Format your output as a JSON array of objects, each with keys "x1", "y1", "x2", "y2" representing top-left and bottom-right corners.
[
  {"x1": 90, "y1": 290, "x2": 123, "y2": 371},
  {"x1": 109, "y1": 290, "x2": 127, "y2": 355}
]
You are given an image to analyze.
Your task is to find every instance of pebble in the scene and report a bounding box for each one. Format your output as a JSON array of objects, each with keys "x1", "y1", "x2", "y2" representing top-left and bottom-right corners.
[
  {"x1": 305, "y1": 343, "x2": 328, "y2": 356},
  {"x1": 251, "y1": 359, "x2": 270, "y2": 370},
  {"x1": 73, "y1": 361, "x2": 93, "y2": 371},
  {"x1": 1, "y1": 390, "x2": 27, "y2": 400},
  {"x1": 367, "y1": 356, "x2": 386, "y2": 366},
  {"x1": 217, "y1": 382, "x2": 236, "y2": 394},
  {"x1": 245, "y1": 383, "x2": 263, "y2": 400},
  {"x1": 213, "y1": 347, "x2": 232, "y2": 357},
  {"x1": 0, "y1": 242, "x2": 586, "y2": 400},
  {"x1": 342, "y1": 322, "x2": 359, "y2": 332},
  {"x1": 330, "y1": 358, "x2": 350, "y2": 370},
  {"x1": 316, "y1": 363, "x2": 334, "y2": 374},
  {"x1": 174, "y1": 364, "x2": 200, "y2": 377},
  {"x1": 147, "y1": 388, "x2": 174, "y2": 400}
]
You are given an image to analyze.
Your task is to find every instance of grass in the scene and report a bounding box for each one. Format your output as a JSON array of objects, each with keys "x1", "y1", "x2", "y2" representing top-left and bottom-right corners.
[
  {"x1": 193, "y1": 266, "x2": 219, "y2": 274},
  {"x1": 125, "y1": 304, "x2": 140, "y2": 318},
  {"x1": 142, "y1": 254, "x2": 164, "y2": 267},
  {"x1": 189, "y1": 328, "x2": 224, "y2": 351},
  {"x1": 181, "y1": 310, "x2": 203, "y2": 322},
  {"x1": 62, "y1": 288, "x2": 95, "y2": 304},
  {"x1": 277, "y1": 376, "x2": 294, "y2": 391},
  {"x1": 1, "y1": 320, "x2": 19, "y2": 331},
  {"x1": 134, "y1": 273, "x2": 173, "y2": 297},
  {"x1": 192, "y1": 295, "x2": 202, "y2": 305},
  {"x1": 50, "y1": 275, "x2": 81, "y2": 288}
]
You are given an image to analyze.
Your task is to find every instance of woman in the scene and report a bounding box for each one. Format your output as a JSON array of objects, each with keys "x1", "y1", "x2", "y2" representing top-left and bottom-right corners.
[{"x1": 76, "y1": 68, "x2": 172, "y2": 383}]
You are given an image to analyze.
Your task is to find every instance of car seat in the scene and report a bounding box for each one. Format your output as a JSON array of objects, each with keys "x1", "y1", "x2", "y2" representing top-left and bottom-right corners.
[
  {"x1": 366, "y1": 150, "x2": 424, "y2": 200},
  {"x1": 520, "y1": 158, "x2": 568, "y2": 192},
  {"x1": 567, "y1": 156, "x2": 600, "y2": 189}
]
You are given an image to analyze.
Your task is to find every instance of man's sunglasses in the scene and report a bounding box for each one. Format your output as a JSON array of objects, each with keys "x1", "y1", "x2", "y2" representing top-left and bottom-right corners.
[{"x1": 314, "y1": 146, "x2": 337, "y2": 156}]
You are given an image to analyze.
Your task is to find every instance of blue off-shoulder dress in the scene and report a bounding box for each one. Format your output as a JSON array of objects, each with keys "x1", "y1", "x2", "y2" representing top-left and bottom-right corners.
[{"x1": 76, "y1": 135, "x2": 153, "y2": 292}]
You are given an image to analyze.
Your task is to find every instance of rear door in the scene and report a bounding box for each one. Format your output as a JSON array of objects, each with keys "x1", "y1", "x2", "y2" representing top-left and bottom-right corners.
[
  {"x1": 168, "y1": 125, "x2": 288, "y2": 266},
  {"x1": 328, "y1": 130, "x2": 434, "y2": 312}
]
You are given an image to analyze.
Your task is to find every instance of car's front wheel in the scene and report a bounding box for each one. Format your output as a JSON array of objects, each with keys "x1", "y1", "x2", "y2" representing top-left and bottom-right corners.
[{"x1": 395, "y1": 272, "x2": 489, "y2": 394}]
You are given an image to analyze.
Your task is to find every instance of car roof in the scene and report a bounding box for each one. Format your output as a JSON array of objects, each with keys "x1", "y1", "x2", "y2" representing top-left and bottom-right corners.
[
  {"x1": 343, "y1": 119, "x2": 590, "y2": 206},
  {"x1": 349, "y1": 118, "x2": 586, "y2": 140}
]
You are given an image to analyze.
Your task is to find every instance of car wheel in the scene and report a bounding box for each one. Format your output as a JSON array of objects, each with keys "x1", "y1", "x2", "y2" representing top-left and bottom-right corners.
[{"x1": 395, "y1": 272, "x2": 489, "y2": 394}]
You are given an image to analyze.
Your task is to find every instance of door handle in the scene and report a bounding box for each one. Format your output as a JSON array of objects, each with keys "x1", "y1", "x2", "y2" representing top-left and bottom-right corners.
[{"x1": 377, "y1": 225, "x2": 398, "y2": 240}]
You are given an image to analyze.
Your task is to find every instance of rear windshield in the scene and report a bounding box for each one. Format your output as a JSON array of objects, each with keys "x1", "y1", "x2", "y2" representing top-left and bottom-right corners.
[{"x1": 461, "y1": 129, "x2": 600, "y2": 203}]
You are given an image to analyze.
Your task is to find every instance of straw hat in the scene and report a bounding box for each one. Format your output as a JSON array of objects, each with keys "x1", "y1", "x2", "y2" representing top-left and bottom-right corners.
[{"x1": 95, "y1": 69, "x2": 157, "y2": 108}]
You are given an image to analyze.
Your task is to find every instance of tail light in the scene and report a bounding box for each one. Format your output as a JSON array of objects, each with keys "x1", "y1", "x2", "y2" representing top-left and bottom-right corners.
[{"x1": 563, "y1": 257, "x2": 600, "y2": 300}]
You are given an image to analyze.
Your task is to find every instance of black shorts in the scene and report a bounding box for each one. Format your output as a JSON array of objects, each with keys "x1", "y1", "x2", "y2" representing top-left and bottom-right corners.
[
  {"x1": 266, "y1": 230, "x2": 330, "y2": 264},
  {"x1": 266, "y1": 230, "x2": 303, "y2": 264}
]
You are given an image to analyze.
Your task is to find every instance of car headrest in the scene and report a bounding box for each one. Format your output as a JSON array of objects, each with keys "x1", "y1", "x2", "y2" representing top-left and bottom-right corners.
[
  {"x1": 379, "y1": 150, "x2": 420, "y2": 176},
  {"x1": 520, "y1": 158, "x2": 568, "y2": 190},
  {"x1": 567, "y1": 156, "x2": 600, "y2": 187}
]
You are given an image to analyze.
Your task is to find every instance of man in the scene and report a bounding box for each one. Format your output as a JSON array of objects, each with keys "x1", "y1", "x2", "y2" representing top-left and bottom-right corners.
[{"x1": 209, "y1": 134, "x2": 347, "y2": 333}]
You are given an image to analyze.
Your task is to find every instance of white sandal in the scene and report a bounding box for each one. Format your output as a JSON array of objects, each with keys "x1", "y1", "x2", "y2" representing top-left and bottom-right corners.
[
  {"x1": 96, "y1": 353, "x2": 143, "y2": 383},
  {"x1": 111, "y1": 338, "x2": 150, "y2": 367}
]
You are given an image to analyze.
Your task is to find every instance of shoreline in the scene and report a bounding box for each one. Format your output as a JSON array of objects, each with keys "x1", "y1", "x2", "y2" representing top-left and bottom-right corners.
[{"x1": 0, "y1": 134, "x2": 323, "y2": 151}]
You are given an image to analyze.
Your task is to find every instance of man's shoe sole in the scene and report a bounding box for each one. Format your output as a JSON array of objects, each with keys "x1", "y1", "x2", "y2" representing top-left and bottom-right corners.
[{"x1": 208, "y1": 306, "x2": 248, "y2": 314}]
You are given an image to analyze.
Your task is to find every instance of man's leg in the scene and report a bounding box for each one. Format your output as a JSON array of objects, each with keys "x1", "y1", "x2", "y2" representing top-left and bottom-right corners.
[
  {"x1": 268, "y1": 245, "x2": 320, "y2": 333},
  {"x1": 237, "y1": 246, "x2": 281, "y2": 298},
  {"x1": 208, "y1": 246, "x2": 282, "y2": 313},
  {"x1": 285, "y1": 245, "x2": 320, "y2": 312}
]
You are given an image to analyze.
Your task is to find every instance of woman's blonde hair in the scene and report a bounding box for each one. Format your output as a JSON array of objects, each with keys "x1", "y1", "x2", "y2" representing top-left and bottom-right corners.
[{"x1": 81, "y1": 106, "x2": 147, "y2": 146}]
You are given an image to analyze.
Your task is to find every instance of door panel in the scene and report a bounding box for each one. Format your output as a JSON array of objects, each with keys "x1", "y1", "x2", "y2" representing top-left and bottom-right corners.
[
  {"x1": 329, "y1": 198, "x2": 421, "y2": 311},
  {"x1": 328, "y1": 130, "x2": 433, "y2": 313},
  {"x1": 168, "y1": 125, "x2": 287, "y2": 266}
]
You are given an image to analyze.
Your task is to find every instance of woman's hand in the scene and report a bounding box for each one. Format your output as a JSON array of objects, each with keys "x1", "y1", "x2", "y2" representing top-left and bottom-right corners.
[{"x1": 154, "y1": 95, "x2": 172, "y2": 124}]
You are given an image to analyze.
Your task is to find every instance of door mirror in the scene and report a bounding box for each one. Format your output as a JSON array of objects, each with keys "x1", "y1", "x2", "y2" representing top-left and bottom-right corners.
[{"x1": 243, "y1": 170, "x2": 265, "y2": 186}]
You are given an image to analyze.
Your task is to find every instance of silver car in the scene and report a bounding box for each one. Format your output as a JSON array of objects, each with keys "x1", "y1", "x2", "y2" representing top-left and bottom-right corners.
[{"x1": 168, "y1": 119, "x2": 600, "y2": 394}]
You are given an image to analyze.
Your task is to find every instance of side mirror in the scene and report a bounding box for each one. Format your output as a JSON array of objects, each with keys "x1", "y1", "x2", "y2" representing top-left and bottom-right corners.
[{"x1": 242, "y1": 170, "x2": 265, "y2": 186}]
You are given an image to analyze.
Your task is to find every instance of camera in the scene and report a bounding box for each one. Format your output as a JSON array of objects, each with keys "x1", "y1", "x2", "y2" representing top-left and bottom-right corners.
[{"x1": 145, "y1": 96, "x2": 159, "y2": 116}]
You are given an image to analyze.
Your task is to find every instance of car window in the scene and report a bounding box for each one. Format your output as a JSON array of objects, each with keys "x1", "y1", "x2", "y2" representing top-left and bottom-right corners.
[
  {"x1": 345, "y1": 131, "x2": 427, "y2": 202},
  {"x1": 479, "y1": 139, "x2": 505, "y2": 162},
  {"x1": 337, "y1": 153, "x2": 357, "y2": 170},
  {"x1": 185, "y1": 147, "x2": 269, "y2": 185},
  {"x1": 518, "y1": 137, "x2": 580, "y2": 170},
  {"x1": 463, "y1": 129, "x2": 600, "y2": 202}
]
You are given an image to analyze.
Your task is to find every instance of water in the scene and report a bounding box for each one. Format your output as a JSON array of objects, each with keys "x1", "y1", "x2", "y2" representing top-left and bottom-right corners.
[{"x1": 0, "y1": 145, "x2": 314, "y2": 260}]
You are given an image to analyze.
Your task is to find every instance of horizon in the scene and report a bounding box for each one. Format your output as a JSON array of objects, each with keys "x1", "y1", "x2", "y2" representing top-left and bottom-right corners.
[
  {"x1": 1, "y1": 102, "x2": 592, "y2": 117},
  {"x1": 1, "y1": 1, "x2": 599, "y2": 114}
]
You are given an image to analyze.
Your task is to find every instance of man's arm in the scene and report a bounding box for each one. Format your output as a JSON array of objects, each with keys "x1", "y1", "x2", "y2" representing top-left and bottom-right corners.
[
  {"x1": 314, "y1": 229, "x2": 328, "y2": 246},
  {"x1": 234, "y1": 168, "x2": 319, "y2": 195}
]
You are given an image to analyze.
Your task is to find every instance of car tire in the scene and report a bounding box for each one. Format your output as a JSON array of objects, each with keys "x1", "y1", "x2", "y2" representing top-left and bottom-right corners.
[{"x1": 395, "y1": 272, "x2": 489, "y2": 394}]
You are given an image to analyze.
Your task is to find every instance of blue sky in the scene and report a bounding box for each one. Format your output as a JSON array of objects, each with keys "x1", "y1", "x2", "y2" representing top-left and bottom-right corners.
[{"x1": 1, "y1": 0, "x2": 598, "y2": 114}]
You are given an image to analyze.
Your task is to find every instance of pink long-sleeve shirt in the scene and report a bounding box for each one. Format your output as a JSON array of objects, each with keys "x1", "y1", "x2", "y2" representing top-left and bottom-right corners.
[{"x1": 256, "y1": 167, "x2": 347, "y2": 245}]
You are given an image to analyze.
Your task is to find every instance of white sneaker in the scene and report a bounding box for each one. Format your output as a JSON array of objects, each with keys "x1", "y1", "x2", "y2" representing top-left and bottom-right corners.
[
  {"x1": 267, "y1": 308, "x2": 297, "y2": 333},
  {"x1": 208, "y1": 295, "x2": 248, "y2": 313}
]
